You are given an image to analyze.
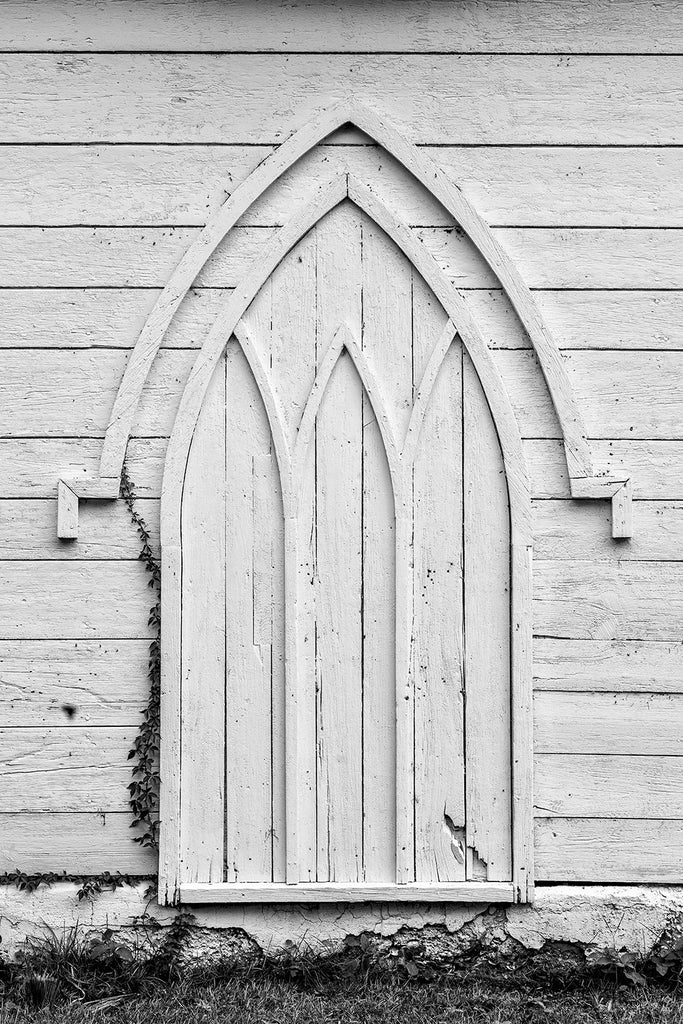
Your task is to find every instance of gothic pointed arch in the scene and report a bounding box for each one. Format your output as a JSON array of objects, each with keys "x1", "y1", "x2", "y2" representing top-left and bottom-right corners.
[
  {"x1": 159, "y1": 171, "x2": 534, "y2": 905},
  {"x1": 57, "y1": 100, "x2": 631, "y2": 541}
]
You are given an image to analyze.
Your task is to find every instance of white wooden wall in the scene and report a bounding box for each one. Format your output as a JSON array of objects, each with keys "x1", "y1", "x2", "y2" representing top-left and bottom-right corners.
[{"x1": 1, "y1": 0, "x2": 683, "y2": 884}]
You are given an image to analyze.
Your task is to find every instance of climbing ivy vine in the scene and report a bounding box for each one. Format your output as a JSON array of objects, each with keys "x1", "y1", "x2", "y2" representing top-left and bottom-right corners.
[
  {"x1": 120, "y1": 463, "x2": 162, "y2": 850},
  {"x1": 1, "y1": 467, "x2": 162, "y2": 898}
]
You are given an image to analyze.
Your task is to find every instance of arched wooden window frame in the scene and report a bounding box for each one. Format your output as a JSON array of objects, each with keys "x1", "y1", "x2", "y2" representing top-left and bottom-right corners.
[
  {"x1": 52, "y1": 102, "x2": 634, "y2": 905},
  {"x1": 161, "y1": 172, "x2": 533, "y2": 905}
]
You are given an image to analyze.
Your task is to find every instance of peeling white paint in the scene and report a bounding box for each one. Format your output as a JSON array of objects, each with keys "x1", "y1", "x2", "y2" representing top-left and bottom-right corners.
[{"x1": 2, "y1": 885, "x2": 683, "y2": 959}]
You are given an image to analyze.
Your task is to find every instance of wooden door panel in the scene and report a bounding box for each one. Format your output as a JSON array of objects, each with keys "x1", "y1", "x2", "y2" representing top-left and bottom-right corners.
[
  {"x1": 413, "y1": 339, "x2": 466, "y2": 883},
  {"x1": 180, "y1": 360, "x2": 227, "y2": 884},
  {"x1": 224, "y1": 341, "x2": 286, "y2": 883},
  {"x1": 180, "y1": 194, "x2": 513, "y2": 890},
  {"x1": 464, "y1": 355, "x2": 512, "y2": 881}
]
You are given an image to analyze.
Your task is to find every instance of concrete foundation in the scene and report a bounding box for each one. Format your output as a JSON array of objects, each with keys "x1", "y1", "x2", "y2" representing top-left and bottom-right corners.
[{"x1": 1, "y1": 885, "x2": 682, "y2": 960}]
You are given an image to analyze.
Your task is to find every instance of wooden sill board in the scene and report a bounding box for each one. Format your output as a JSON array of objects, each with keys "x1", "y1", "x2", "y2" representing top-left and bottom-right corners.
[{"x1": 179, "y1": 882, "x2": 516, "y2": 904}]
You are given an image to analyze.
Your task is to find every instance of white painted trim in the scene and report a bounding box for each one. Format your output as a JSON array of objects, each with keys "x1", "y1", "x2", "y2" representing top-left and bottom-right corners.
[
  {"x1": 180, "y1": 882, "x2": 516, "y2": 904},
  {"x1": 160, "y1": 171, "x2": 535, "y2": 904},
  {"x1": 57, "y1": 100, "x2": 632, "y2": 539},
  {"x1": 99, "y1": 98, "x2": 589, "y2": 481}
]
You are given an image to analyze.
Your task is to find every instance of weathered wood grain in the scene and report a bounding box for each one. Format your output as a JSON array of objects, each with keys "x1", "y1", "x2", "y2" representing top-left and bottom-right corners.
[
  {"x1": 535, "y1": 692, "x2": 683, "y2": 754},
  {"x1": 0, "y1": 812, "x2": 155, "y2": 874},
  {"x1": 3, "y1": 437, "x2": 681, "y2": 503},
  {"x1": 525, "y1": 440, "x2": 683, "y2": 501},
  {"x1": 0, "y1": 727, "x2": 135, "y2": 812},
  {"x1": 0, "y1": 350, "x2": 192, "y2": 438},
  {"x1": 533, "y1": 501, "x2": 683, "y2": 562},
  {"x1": 4, "y1": 0, "x2": 682, "y2": 53},
  {"x1": 361, "y1": 269, "x2": 400, "y2": 885},
  {"x1": 0, "y1": 498, "x2": 159, "y2": 558},
  {"x1": 179, "y1": 362, "x2": 225, "y2": 885},
  {"x1": 2, "y1": 55, "x2": 683, "y2": 144},
  {"x1": 535, "y1": 819, "x2": 683, "y2": 882},
  {"x1": 0, "y1": 561, "x2": 153, "y2": 639},
  {"x1": 223, "y1": 342, "x2": 283, "y2": 883},
  {"x1": 535, "y1": 754, "x2": 683, "y2": 818},
  {"x1": 533, "y1": 561, "x2": 683, "y2": 640},
  {"x1": 6, "y1": 226, "x2": 683, "y2": 288},
  {"x1": 0, "y1": 438, "x2": 166, "y2": 498},
  {"x1": 411, "y1": 300, "x2": 465, "y2": 883},
  {"x1": 313, "y1": 210, "x2": 365, "y2": 884},
  {"x1": 0, "y1": 639, "x2": 149, "y2": 724},
  {"x1": 534, "y1": 638, "x2": 683, "y2": 693},
  {"x1": 8, "y1": 555, "x2": 681, "y2": 644},
  {"x1": 463, "y1": 354, "x2": 512, "y2": 882},
  {"x1": 4, "y1": 289, "x2": 683, "y2": 352},
  {"x1": 5, "y1": 144, "x2": 683, "y2": 227},
  {"x1": 0, "y1": 288, "x2": 225, "y2": 350},
  {"x1": 181, "y1": 880, "x2": 515, "y2": 904},
  {"x1": 6, "y1": 348, "x2": 683, "y2": 442}
]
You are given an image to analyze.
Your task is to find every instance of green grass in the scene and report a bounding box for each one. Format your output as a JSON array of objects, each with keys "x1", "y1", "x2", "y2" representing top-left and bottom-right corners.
[
  {"x1": 3, "y1": 976, "x2": 683, "y2": 1024},
  {"x1": 3, "y1": 920, "x2": 683, "y2": 1024}
]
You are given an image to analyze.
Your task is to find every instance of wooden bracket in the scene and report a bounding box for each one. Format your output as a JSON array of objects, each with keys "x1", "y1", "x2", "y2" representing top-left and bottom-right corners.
[
  {"x1": 57, "y1": 481, "x2": 79, "y2": 539},
  {"x1": 56, "y1": 477, "x2": 119, "y2": 539},
  {"x1": 570, "y1": 475, "x2": 633, "y2": 539}
]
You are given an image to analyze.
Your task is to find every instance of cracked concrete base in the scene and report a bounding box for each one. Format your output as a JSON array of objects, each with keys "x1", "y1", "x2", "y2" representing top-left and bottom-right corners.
[{"x1": 1, "y1": 885, "x2": 682, "y2": 959}]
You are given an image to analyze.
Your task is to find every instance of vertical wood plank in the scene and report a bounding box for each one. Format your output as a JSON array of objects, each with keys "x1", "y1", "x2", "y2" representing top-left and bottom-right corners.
[
  {"x1": 412, "y1": 309, "x2": 466, "y2": 883},
  {"x1": 314, "y1": 204, "x2": 364, "y2": 882},
  {"x1": 463, "y1": 353, "x2": 512, "y2": 882},
  {"x1": 159, "y1": 543, "x2": 181, "y2": 904},
  {"x1": 179, "y1": 359, "x2": 226, "y2": 885},
  {"x1": 224, "y1": 338, "x2": 283, "y2": 883},
  {"x1": 269, "y1": 233, "x2": 318, "y2": 882},
  {"x1": 360, "y1": 217, "x2": 412, "y2": 882},
  {"x1": 57, "y1": 480, "x2": 79, "y2": 539}
]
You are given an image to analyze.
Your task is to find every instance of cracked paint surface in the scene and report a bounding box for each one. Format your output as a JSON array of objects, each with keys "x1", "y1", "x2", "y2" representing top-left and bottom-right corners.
[{"x1": 2, "y1": 885, "x2": 683, "y2": 958}]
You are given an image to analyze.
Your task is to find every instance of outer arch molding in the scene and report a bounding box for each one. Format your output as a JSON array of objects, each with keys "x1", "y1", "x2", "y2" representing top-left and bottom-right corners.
[{"x1": 56, "y1": 99, "x2": 632, "y2": 538}]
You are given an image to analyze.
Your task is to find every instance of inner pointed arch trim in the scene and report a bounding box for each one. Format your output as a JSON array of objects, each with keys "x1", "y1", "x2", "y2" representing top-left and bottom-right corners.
[{"x1": 294, "y1": 323, "x2": 401, "y2": 488}]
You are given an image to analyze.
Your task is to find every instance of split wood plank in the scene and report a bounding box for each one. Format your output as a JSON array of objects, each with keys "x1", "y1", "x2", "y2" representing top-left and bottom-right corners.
[
  {"x1": 0, "y1": 812, "x2": 155, "y2": 874},
  {"x1": 4, "y1": 289, "x2": 683, "y2": 352},
  {"x1": 0, "y1": 727, "x2": 136, "y2": 812},
  {"x1": 535, "y1": 819, "x2": 683, "y2": 882},
  {"x1": 179, "y1": 359, "x2": 226, "y2": 885},
  {"x1": 3, "y1": 55, "x2": 683, "y2": 144},
  {"x1": 534, "y1": 638, "x2": 683, "y2": 693},
  {"x1": 5, "y1": 0, "x2": 683, "y2": 53},
  {"x1": 535, "y1": 692, "x2": 683, "y2": 754},
  {"x1": 534, "y1": 754, "x2": 683, "y2": 818},
  {"x1": 463, "y1": 354, "x2": 512, "y2": 882}
]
